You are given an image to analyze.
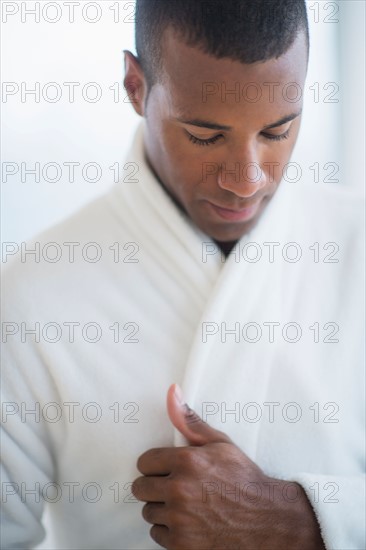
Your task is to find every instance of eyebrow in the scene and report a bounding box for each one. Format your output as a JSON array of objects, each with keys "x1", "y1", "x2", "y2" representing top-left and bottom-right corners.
[{"x1": 174, "y1": 110, "x2": 303, "y2": 131}]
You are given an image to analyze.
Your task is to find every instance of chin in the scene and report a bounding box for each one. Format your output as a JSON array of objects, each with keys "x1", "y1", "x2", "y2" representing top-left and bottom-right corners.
[{"x1": 198, "y1": 217, "x2": 259, "y2": 242}]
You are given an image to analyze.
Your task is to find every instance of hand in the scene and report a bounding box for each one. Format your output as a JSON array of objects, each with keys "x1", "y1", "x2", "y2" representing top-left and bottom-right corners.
[{"x1": 132, "y1": 384, "x2": 325, "y2": 549}]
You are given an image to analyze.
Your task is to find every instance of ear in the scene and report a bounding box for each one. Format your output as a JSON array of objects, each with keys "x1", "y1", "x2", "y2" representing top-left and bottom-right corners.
[{"x1": 123, "y1": 50, "x2": 147, "y2": 117}]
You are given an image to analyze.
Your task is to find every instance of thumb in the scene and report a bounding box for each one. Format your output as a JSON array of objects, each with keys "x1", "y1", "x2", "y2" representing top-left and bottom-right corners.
[{"x1": 167, "y1": 383, "x2": 232, "y2": 446}]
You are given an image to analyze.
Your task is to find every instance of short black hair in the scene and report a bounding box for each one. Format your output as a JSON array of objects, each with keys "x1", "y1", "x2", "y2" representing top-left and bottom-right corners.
[{"x1": 135, "y1": 0, "x2": 309, "y2": 91}]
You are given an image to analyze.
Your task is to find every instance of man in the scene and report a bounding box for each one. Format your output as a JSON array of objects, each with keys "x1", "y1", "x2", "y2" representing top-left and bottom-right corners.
[{"x1": 1, "y1": 1, "x2": 364, "y2": 549}]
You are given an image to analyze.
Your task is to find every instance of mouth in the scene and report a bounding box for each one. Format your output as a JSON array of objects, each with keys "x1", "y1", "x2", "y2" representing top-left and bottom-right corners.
[{"x1": 205, "y1": 200, "x2": 262, "y2": 222}]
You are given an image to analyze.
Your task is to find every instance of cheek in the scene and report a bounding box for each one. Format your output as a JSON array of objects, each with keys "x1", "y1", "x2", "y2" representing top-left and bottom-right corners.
[
  {"x1": 263, "y1": 135, "x2": 300, "y2": 185},
  {"x1": 162, "y1": 127, "x2": 206, "y2": 181},
  {"x1": 268, "y1": 150, "x2": 291, "y2": 181}
]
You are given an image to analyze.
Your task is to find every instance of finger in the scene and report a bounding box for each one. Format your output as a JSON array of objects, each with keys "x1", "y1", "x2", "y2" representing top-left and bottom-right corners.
[
  {"x1": 142, "y1": 502, "x2": 168, "y2": 526},
  {"x1": 137, "y1": 447, "x2": 177, "y2": 475},
  {"x1": 167, "y1": 383, "x2": 233, "y2": 446},
  {"x1": 150, "y1": 524, "x2": 169, "y2": 548},
  {"x1": 132, "y1": 475, "x2": 168, "y2": 502}
]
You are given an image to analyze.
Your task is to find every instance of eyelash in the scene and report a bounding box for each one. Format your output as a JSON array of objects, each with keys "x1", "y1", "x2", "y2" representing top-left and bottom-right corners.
[
  {"x1": 187, "y1": 129, "x2": 290, "y2": 147},
  {"x1": 188, "y1": 133, "x2": 222, "y2": 146}
]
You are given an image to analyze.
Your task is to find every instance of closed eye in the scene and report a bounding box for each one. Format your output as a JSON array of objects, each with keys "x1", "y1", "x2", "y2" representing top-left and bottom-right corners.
[
  {"x1": 261, "y1": 129, "x2": 290, "y2": 141},
  {"x1": 187, "y1": 132, "x2": 223, "y2": 146},
  {"x1": 186, "y1": 127, "x2": 291, "y2": 147}
]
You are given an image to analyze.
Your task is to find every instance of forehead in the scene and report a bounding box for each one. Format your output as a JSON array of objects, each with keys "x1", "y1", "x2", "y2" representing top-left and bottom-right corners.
[{"x1": 156, "y1": 27, "x2": 308, "y2": 122}]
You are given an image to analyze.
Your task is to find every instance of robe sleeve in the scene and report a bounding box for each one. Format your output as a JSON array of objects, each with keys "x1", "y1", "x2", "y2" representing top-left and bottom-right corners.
[
  {"x1": 1, "y1": 293, "x2": 59, "y2": 549},
  {"x1": 1, "y1": 430, "x2": 51, "y2": 549},
  {"x1": 288, "y1": 472, "x2": 365, "y2": 550}
]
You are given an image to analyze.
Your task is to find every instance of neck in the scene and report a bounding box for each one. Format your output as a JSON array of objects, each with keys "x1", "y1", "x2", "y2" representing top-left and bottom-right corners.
[{"x1": 213, "y1": 240, "x2": 238, "y2": 258}]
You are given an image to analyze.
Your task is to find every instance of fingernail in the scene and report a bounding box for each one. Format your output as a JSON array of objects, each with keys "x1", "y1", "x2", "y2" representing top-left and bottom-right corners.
[
  {"x1": 174, "y1": 384, "x2": 193, "y2": 417},
  {"x1": 174, "y1": 383, "x2": 184, "y2": 406}
]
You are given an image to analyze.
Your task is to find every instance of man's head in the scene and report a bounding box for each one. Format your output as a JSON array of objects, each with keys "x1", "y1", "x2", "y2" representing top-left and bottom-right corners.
[{"x1": 124, "y1": 0, "x2": 309, "y2": 242}]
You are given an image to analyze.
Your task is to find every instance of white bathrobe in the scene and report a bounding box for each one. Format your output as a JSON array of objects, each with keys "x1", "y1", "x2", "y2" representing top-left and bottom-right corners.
[{"x1": 1, "y1": 120, "x2": 365, "y2": 550}]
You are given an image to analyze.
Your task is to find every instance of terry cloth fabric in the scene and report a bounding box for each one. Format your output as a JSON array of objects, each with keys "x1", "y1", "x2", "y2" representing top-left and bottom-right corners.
[{"x1": 1, "y1": 120, "x2": 365, "y2": 549}]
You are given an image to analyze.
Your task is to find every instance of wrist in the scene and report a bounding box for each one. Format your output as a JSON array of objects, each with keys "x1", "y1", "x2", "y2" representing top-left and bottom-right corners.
[{"x1": 269, "y1": 478, "x2": 326, "y2": 549}]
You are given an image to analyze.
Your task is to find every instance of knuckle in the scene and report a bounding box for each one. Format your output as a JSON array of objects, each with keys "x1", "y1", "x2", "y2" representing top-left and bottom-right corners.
[
  {"x1": 137, "y1": 447, "x2": 159, "y2": 471},
  {"x1": 142, "y1": 502, "x2": 154, "y2": 522},
  {"x1": 149, "y1": 524, "x2": 166, "y2": 547},
  {"x1": 131, "y1": 477, "x2": 143, "y2": 499},
  {"x1": 149, "y1": 524, "x2": 160, "y2": 543},
  {"x1": 176, "y1": 446, "x2": 200, "y2": 468}
]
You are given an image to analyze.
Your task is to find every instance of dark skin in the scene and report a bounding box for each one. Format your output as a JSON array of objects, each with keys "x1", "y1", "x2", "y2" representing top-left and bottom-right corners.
[
  {"x1": 131, "y1": 385, "x2": 325, "y2": 549},
  {"x1": 125, "y1": 29, "x2": 325, "y2": 549},
  {"x1": 124, "y1": 27, "x2": 306, "y2": 244}
]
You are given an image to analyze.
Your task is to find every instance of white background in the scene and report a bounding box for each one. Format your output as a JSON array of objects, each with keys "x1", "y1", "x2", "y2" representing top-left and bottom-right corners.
[{"x1": 1, "y1": 0, "x2": 365, "y2": 246}]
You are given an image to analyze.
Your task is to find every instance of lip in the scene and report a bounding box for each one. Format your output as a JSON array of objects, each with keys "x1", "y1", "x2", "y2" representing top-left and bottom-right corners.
[{"x1": 206, "y1": 200, "x2": 262, "y2": 222}]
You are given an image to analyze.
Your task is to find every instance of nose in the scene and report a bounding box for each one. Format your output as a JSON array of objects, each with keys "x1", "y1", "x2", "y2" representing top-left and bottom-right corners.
[{"x1": 217, "y1": 145, "x2": 267, "y2": 198}]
